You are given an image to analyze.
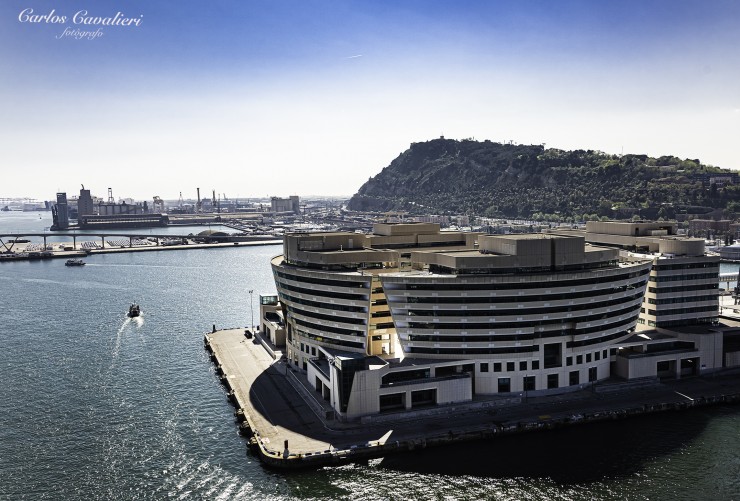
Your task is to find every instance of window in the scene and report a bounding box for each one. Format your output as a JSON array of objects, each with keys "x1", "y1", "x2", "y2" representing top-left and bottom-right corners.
[
  {"x1": 595, "y1": 351, "x2": 601, "y2": 361},
  {"x1": 544, "y1": 342, "x2": 563, "y2": 369},
  {"x1": 480, "y1": 363, "x2": 489, "y2": 373},
  {"x1": 507, "y1": 362, "x2": 515, "y2": 372},
  {"x1": 577, "y1": 355, "x2": 583, "y2": 364},
  {"x1": 519, "y1": 361, "x2": 527, "y2": 371},
  {"x1": 566, "y1": 356, "x2": 573, "y2": 366},
  {"x1": 586, "y1": 353, "x2": 592, "y2": 363},
  {"x1": 569, "y1": 370, "x2": 580, "y2": 386},
  {"x1": 532, "y1": 360, "x2": 539, "y2": 370},
  {"x1": 493, "y1": 362, "x2": 502, "y2": 372},
  {"x1": 498, "y1": 377, "x2": 511, "y2": 393},
  {"x1": 547, "y1": 374, "x2": 559, "y2": 389},
  {"x1": 523, "y1": 376, "x2": 536, "y2": 391},
  {"x1": 311, "y1": 347, "x2": 316, "y2": 356},
  {"x1": 603, "y1": 349, "x2": 608, "y2": 359}
]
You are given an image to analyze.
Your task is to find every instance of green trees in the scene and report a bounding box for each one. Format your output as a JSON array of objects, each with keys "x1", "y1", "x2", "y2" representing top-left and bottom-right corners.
[{"x1": 347, "y1": 138, "x2": 740, "y2": 220}]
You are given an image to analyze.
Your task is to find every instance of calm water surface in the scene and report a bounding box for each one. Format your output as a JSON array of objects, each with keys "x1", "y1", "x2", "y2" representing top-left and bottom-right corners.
[{"x1": 1, "y1": 212, "x2": 739, "y2": 500}]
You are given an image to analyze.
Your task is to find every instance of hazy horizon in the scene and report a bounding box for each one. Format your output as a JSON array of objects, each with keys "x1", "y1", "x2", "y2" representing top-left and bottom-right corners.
[{"x1": 3, "y1": 0, "x2": 739, "y2": 201}]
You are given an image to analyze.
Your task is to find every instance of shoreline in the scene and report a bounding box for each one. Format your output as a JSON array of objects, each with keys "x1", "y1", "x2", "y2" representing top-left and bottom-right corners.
[
  {"x1": 0, "y1": 238, "x2": 282, "y2": 262},
  {"x1": 204, "y1": 328, "x2": 740, "y2": 471}
]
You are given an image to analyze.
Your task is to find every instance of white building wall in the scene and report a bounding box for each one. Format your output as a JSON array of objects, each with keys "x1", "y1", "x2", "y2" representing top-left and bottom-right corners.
[{"x1": 345, "y1": 369, "x2": 383, "y2": 418}]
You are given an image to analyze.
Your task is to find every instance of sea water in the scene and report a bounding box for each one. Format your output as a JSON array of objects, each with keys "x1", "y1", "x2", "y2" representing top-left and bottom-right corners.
[{"x1": 1, "y1": 212, "x2": 738, "y2": 500}]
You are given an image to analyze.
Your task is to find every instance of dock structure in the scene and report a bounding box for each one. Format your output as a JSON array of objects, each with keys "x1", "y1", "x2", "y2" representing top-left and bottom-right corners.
[
  {"x1": 205, "y1": 329, "x2": 334, "y2": 462},
  {"x1": 0, "y1": 234, "x2": 281, "y2": 262},
  {"x1": 205, "y1": 328, "x2": 740, "y2": 470}
]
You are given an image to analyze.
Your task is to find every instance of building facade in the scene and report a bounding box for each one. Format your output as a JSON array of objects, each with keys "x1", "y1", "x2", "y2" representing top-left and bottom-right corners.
[
  {"x1": 571, "y1": 221, "x2": 720, "y2": 328},
  {"x1": 270, "y1": 224, "x2": 660, "y2": 419},
  {"x1": 77, "y1": 187, "x2": 94, "y2": 217},
  {"x1": 51, "y1": 192, "x2": 69, "y2": 230}
]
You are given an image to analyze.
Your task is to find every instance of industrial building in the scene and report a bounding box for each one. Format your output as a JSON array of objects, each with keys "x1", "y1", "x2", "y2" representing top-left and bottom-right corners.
[
  {"x1": 271, "y1": 196, "x2": 300, "y2": 214},
  {"x1": 51, "y1": 193, "x2": 69, "y2": 230}
]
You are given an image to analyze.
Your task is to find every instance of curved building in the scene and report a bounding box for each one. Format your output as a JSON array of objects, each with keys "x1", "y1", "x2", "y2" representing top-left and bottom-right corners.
[{"x1": 271, "y1": 224, "x2": 653, "y2": 418}]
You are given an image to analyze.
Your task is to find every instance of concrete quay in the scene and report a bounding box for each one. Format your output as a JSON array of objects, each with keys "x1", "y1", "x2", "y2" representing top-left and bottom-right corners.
[
  {"x1": 204, "y1": 328, "x2": 740, "y2": 470},
  {"x1": 0, "y1": 239, "x2": 281, "y2": 262}
]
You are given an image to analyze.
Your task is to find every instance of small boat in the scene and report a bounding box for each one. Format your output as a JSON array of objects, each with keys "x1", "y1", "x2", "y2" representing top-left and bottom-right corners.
[
  {"x1": 65, "y1": 258, "x2": 86, "y2": 266},
  {"x1": 127, "y1": 304, "x2": 141, "y2": 318}
]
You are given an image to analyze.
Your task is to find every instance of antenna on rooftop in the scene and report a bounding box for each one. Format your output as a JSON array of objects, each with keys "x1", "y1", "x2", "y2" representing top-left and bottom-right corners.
[{"x1": 107, "y1": 187, "x2": 114, "y2": 203}]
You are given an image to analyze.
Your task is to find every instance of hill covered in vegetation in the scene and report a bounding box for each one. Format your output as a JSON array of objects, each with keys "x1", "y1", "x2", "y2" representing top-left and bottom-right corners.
[{"x1": 348, "y1": 138, "x2": 740, "y2": 221}]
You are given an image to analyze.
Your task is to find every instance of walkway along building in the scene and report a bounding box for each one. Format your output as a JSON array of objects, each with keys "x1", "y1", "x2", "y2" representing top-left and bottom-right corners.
[{"x1": 265, "y1": 223, "x2": 733, "y2": 420}]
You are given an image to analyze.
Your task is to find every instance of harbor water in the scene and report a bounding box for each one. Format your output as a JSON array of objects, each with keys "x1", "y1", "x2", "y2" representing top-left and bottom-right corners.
[{"x1": 1, "y1": 212, "x2": 739, "y2": 500}]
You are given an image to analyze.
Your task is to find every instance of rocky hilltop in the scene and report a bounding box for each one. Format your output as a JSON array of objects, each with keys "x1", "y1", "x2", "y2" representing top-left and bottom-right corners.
[{"x1": 348, "y1": 138, "x2": 740, "y2": 221}]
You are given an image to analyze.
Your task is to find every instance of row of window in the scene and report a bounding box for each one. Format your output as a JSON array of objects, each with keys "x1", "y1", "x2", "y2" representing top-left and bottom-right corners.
[
  {"x1": 289, "y1": 303, "x2": 368, "y2": 326},
  {"x1": 293, "y1": 317, "x2": 364, "y2": 338},
  {"x1": 278, "y1": 290, "x2": 367, "y2": 314},
  {"x1": 402, "y1": 301, "x2": 640, "y2": 331},
  {"x1": 402, "y1": 316, "x2": 636, "y2": 348},
  {"x1": 652, "y1": 262, "x2": 718, "y2": 271},
  {"x1": 495, "y1": 367, "x2": 598, "y2": 392},
  {"x1": 274, "y1": 269, "x2": 369, "y2": 289},
  {"x1": 299, "y1": 342, "x2": 317, "y2": 357},
  {"x1": 647, "y1": 284, "x2": 718, "y2": 294},
  {"x1": 393, "y1": 282, "x2": 645, "y2": 305},
  {"x1": 382, "y1": 267, "x2": 650, "y2": 292},
  {"x1": 648, "y1": 273, "x2": 718, "y2": 283},
  {"x1": 428, "y1": 260, "x2": 620, "y2": 276},
  {"x1": 399, "y1": 290, "x2": 645, "y2": 317},
  {"x1": 647, "y1": 295, "x2": 717, "y2": 305},
  {"x1": 646, "y1": 305, "x2": 718, "y2": 317},
  {"x1": 294, "y1": 328, "x2": 364, "y2": 350},
  {"x1": 277, "y1": 279, "x2": 368, "y2": 301},
  {"x1": 409, "y1": 345, "x2": 540, "y2": 355},
  {"x1": 479, "y1": 349, "x2": 613, "y2": 375}
]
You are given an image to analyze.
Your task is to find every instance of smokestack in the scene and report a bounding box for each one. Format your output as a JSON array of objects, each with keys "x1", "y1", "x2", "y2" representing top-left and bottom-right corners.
[{"x1": 197, "y1": 188, "x2": 201, "y2": 213}]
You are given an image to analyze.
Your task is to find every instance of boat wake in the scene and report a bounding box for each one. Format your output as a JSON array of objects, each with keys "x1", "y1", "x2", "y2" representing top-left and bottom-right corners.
[
  {"x1": 112, "y1": 313, "x2": 145, "y2": 360},
  {"x1": 112, "y1": 318, "x2": 130, "y2": 359}
]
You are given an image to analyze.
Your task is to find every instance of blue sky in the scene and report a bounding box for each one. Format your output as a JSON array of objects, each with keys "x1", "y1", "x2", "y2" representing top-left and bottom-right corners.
[{"x1": 2, "y1": 0, "x2": 739, "y2": 201}]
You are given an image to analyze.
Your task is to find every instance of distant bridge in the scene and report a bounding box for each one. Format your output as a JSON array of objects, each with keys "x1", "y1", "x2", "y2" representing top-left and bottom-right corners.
[{"x1": 0, "y1": 232, "x2": 279, "y2": 252}]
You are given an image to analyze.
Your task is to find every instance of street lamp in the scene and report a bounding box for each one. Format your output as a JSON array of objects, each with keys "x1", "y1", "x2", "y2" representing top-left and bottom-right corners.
[{"x1": 249, "y1": 289, "x2": 254, "y2": 331}]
